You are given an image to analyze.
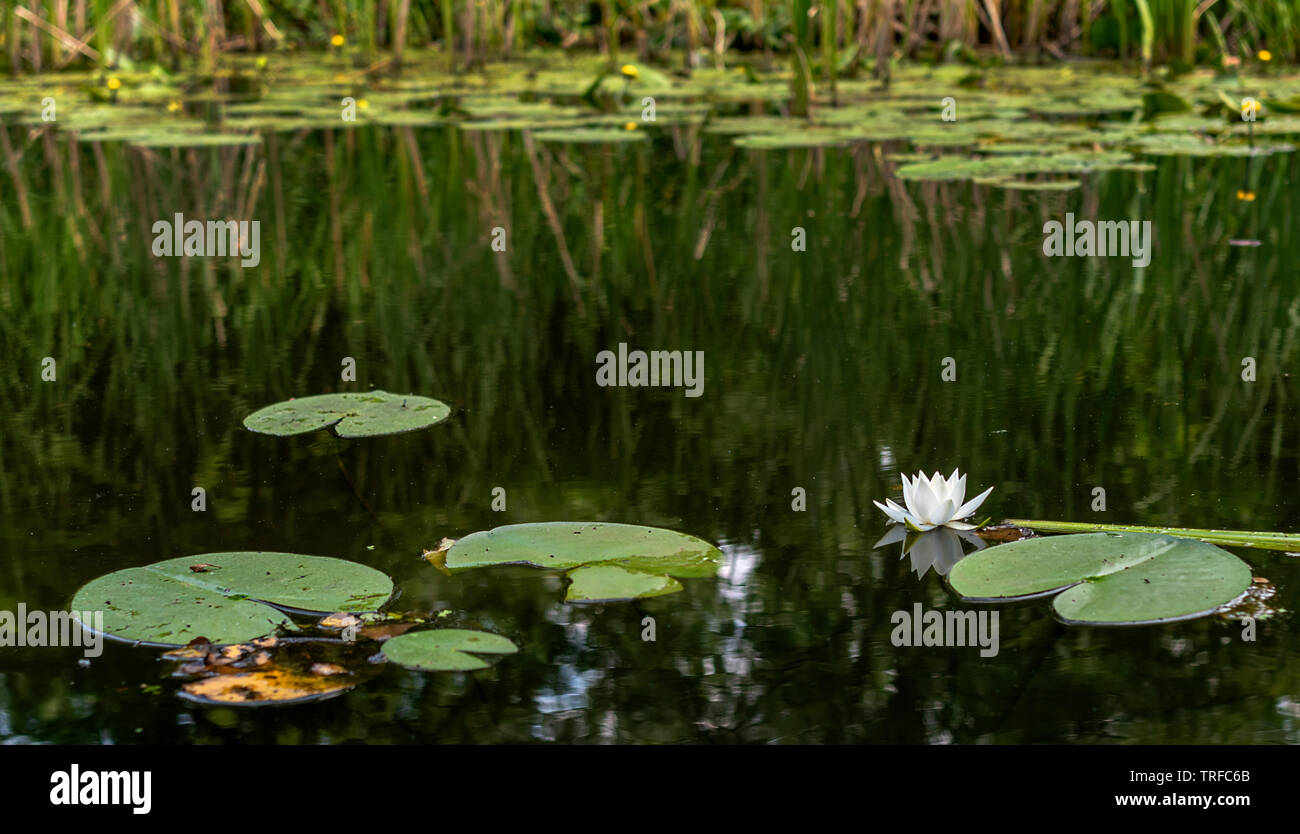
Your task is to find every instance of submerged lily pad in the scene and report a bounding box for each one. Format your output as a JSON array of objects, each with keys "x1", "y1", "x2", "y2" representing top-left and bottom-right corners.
[
  {"x1": 380, "y1": 629, "x2": 518, "y2": 671},
  {"x1": 948, "y1": 532, "x2": 1252, "y2": 625},
  {"x1": 565, "y1": 565, "x2": 683, "y2": 603},
  {"x1": 71, "y1": 552, "x2": 394, "y2": 646},
  {"x1": 446, "y1": 521, "x2": 722, "y2": 601},
  {"x1": 243, "y1": 391, "x2": 451, "y2": 438}
]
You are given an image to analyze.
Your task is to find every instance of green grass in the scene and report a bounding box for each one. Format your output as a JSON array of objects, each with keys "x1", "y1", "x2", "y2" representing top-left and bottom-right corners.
[{"x1": 1, "y1": 0, "x2": 1297, "y2": 75}]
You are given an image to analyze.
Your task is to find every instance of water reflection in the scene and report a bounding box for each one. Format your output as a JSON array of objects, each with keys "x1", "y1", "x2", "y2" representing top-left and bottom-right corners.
[{"x1": 873, "y1": 526, "x2": 986, "y2": 579}]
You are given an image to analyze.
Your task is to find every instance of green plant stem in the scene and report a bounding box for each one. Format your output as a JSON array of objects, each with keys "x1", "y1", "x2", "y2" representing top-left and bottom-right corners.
[{"x1": 1006, "y1": 519, "x2": 1300, "y2": 552}]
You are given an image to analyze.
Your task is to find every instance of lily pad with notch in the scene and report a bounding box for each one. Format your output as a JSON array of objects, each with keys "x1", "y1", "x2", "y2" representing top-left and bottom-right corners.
[
  {"x1": 947, "y1": 531, "x2": 1252, "y2": 625},
  {"x1": 70, "y1": 551, "x2": 394, "y2": 646},
  {"x1": 445, "y1": 521, "x2": 722, "y2": 602},
  {"x1": 380, "y1": 629, "x2": 518, "y2": 671},
  {"x1": 243, "y1": 391, "x2": 451, "y2": 438}
]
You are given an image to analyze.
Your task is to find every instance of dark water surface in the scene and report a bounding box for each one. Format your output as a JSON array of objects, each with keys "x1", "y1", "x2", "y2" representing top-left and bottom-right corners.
[{"x1": 2, "y1": 122, "x2": 1299, "y2": 743}]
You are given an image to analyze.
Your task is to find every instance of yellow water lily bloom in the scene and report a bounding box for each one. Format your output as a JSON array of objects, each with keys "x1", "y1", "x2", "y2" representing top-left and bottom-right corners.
[
  {"x1": 357, "y1": 99, "x2": 369, "y2": 110},
  {"x1": 1237, "y1": 189, "x2": 1256, "y2": 201},
  {"x1": 331, "y1": 34, "x2": 345, "y2": 47},
  {"x1": 1258, "y1": 50, "x2": 1272, "y2": 62},
  {"x1": 166, "y1": 100, "x2": 181, "y2": 113},
  {"x1": 1241, "y1": 98, "x2": 1260, "y2": 116},
  {"x1": 620, "y1": 64, "x2": 638, "y2": 79},
  {"x1": 106, "y1": 76, "x2": 121, "y2": 91}
]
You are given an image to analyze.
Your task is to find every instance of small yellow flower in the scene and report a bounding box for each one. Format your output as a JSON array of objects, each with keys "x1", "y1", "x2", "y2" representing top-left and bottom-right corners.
[
  {"x1": 331, "y1": 34, "x2": 345, "y2": 47},
  {"x1": 623, "y1": 121, "x2": 637, "y2": 131},
  {"x1": 1237, "y1": 189, "x2": 1256, "y2": 202},
  {"x1": 106, "y1": 76, "x2": 121, "y2": 91},
  {"x1": 1258, "y1": 50, "x2": 1272, "y2": 62},
  {"x1": 1241, "y1": 98, "x2": 1260, "y2": 116},
  {"x1": 166, "y1": 100, "x2": 182, "y2": 113},
  {"x1": 620, "y1": 64, "x2": 638, "y2": 80},
  {"x1": 357, "y1": 99, "x2": 369, "y2": 110}
]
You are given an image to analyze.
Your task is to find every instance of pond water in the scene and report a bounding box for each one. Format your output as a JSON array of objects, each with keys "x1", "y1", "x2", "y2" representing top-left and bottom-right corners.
[{"x1": 2, "y1": 59, "x2": 1300, "y2": 743}]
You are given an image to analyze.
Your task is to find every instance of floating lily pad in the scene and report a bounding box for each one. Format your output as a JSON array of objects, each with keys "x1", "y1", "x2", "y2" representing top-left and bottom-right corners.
[
  {"x1": 532, "y1": 127, "x2": 648, "y2": 143},
  {"x1": 243, "y1": 391, "x2": 451, "y2": 438},
  {"x1": 446, "y1": 521, "x2": 722, "y2": 602},
  {"x1": 129, "y1": 132, "x2": 262, "y2": 148},
  {"x1": 71, "y1": 552, "x2": 394, "y2": 646},
  {"x1": 565, "y1": 565, "x2": 683, "y2": 603},
  {"x1": 733, "y1": 130, "x2": 855, "y2": 149},
  {"x1": 380, "y1": 629, "x2": 518, "y2": 671},
  {"x1": 447, "y1": 521, "x2": 722, "y2": 575},
  {"x1": 948, "y1": 532, "x2": 1252, "y2": 625}
]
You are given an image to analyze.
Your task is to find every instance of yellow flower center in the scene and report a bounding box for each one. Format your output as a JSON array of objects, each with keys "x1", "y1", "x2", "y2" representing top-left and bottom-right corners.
[
  {"x1": 620, "y1": 64, "x2": 638, "y2": 79},
  {"x1": 331, "y1": 34, "x2": 345, "y2": 47},
  {"x1": 106, "y1": 77, "x2": 121, "y2": 91}
]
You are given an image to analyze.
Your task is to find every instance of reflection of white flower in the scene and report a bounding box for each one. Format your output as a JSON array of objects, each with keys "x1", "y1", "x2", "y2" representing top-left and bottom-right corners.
[
  {"x1": 873, "y1": 525, "x2": 985, "y2": 578},
  {"x1": 873, "y1": 469, "x2": 993, "y2": 531}
]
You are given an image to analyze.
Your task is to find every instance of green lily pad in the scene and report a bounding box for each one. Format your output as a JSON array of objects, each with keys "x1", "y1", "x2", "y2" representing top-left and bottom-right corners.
[
  {"x1": 948, "y1": 532, "x2": 1252, "y2": 625},
  {"x1": 70, "y1": 552, "x2": 395, "y2": 646},
  {"x1": 532, "y1": 127, "x2": 648, "y2": 143},
  {"x1": 565, "y1": 565, "x2": 683, "y2": 603},
  {"x1": 380, "y1": 629, "x2": 518, "y2": 671},
  {"x1": 243, "y1": 391, "x2": 451, "y2": 438},
  {"x1": 446, "y1": 521, "x2": 722, "y2": 601},
  {"x1": 129, "y1": 132, "x2": 262, "y2": 148}
]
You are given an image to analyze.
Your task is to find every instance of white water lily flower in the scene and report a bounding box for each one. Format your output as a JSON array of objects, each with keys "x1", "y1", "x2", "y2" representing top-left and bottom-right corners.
[{"x1": 873, "y1": 469, "x2": 993, "y2": 532}]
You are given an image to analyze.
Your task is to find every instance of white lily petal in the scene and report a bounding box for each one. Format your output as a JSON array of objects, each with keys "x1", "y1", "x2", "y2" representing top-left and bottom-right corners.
[
  {"x1": 900, "y1": 474, "x2": 915, "y2": 515},
  {"x1": 951, "y1": 473, "x2": 967, "y2": 509},
  {"x1": 873, "y1": 499, "x2": 909, "y2": 525},
  {"x1": 932, "y1": 497, "x2": 956, "y2": 526},
  {"x1": 944, "y1": 520, "x2": 978, "y2": 531},
  {"x1": 954, "y1": 485, "x2": 994, "y2": 519},
  {"x1": 911, "y1": 474, "x2": 937, "y2": 523}
]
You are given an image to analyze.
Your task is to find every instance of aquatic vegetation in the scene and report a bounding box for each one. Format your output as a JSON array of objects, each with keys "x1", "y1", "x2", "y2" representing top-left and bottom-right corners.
[
  {"x1": 71, "y1": 552, "x2": 517, "y2": 704},
  {"x1": 381, "y1": 629, "x2": 519, "y2": 671},
  {"x1": 70, "y1": 552, "x2": 394, "y2": 646},
  {"x1": 243, "y1": 391, "x2": 451, "y2": 438},
  {"x1": 948, "y1": 532, "x2": 1253, "y2": 625},
  {"x1": 444, "y1": 522, "x2": 723, "y2": 602},
  {"x1": 874, "y1": 469, "x2": 993, "y2": 532},
  {"x1": 1006, "y1": 519, "x2": 1300, "y2": 553}
]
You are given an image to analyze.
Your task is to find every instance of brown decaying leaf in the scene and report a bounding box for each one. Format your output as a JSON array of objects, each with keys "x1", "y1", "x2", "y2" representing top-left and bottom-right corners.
[
  {"x1": 181, "y1": 667, "x2": 354, "y2": 704},
  {"x1": 358, "y1": 622, "x2": 417, "y2": 641}
]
